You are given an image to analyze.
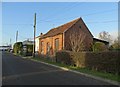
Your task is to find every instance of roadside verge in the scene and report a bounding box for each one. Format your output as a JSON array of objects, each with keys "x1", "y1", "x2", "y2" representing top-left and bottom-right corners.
[
  {"x1": 30, "y1": 58, "x2": 119, "y2": 86},
  {"x1": 12, "y1": 53, "x2": 120, "y2": 86}
]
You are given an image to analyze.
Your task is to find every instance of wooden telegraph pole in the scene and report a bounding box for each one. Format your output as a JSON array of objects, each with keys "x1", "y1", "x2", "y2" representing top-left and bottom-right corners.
[{"x1": 33, "y1": 13, "x2": 36, "y2": 57}]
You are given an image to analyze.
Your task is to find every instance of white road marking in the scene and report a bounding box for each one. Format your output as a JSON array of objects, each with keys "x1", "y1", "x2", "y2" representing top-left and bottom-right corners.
[{"x1": 2, "y1": 69, "x2": 64, "y2": 80}]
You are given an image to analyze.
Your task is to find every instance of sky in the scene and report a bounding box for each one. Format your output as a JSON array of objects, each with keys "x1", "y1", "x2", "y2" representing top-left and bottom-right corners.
[{"x1": 1, "y1": 2, "x2": 118, "y2": 46}]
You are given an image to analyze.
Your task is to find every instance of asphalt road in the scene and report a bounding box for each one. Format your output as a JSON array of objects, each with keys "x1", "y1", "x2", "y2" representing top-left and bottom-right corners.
[{"x1": 2, "y1": 51, "x2": 115, "y2": 85}]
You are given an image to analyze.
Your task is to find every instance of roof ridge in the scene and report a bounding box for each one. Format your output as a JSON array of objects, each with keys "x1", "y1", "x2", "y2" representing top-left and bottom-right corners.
[
  {"x1": 53, "y1": 17, "x2": 81, "y2": 29},
  {"x1": 63, "y1": 17, "x2": 81, "y2": 33},
  {"x1": 41, "y1": 17, "x2": 81, "y2": 38}
]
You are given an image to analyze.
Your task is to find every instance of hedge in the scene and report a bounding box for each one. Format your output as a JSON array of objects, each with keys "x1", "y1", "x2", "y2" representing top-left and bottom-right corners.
[
  {"x1": 93, "y1": 42, "x2": 108, "y2": 52},
  {"x1": 22, "y1": 44, "x2": 33, "y2": 56},
  {"x1": 13, "y1": 42, "x2": 23, "y2": 55},
  {"x1": 56, "y1": 51, "x2": 72, "y2": 65},
  {"x1": 56, "y1": 51, "x2": 120, "y2": 74}
]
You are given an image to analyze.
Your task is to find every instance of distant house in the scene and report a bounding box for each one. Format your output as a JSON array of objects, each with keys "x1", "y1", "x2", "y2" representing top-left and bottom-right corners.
[
  {"x1": 37, "y1": 17, "x2": 109, "y2": 55},
  {"x1": 22, "y1": 40, "x2": 34, "y2": 56},
  {"x1": 35, "y1": 36, "x2": 40, "y2": 52},
  {"x1": 35, "y1": 33, "x2": 43, "y2": 52},
  {"x1": 22, "y1": 40, "x2": 34, "y2": 46}
]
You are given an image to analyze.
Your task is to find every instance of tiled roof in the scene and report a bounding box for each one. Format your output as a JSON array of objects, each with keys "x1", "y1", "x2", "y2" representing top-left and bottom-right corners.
[{"x1": 41, "y1": 17, "x2": 81, "y2": 38}]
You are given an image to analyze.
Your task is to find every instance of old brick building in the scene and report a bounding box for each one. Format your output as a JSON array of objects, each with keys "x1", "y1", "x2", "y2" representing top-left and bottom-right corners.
[{"x1": 38, "y1": 17, "x2": 94, "y2": 55}]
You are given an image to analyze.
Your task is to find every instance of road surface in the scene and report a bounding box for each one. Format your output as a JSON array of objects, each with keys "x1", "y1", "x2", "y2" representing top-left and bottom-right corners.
[{"x1": 2, "y1": 51, "x2": 115, "y2": 85}]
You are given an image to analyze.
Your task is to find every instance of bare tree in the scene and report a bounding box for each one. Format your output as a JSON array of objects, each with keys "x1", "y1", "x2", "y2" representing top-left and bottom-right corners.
[
  {"x1": 111, "y1": 36, "x2": 120, "y2": 49},
  {"x1": 99, "y1": 31, "x2": 112, "y2": 44},
  {"x1": 69, "y1": 30, "x2": 86, "y2": 52}
]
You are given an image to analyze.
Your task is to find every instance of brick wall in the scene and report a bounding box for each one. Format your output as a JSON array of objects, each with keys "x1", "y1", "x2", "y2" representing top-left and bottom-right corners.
[
  {"x1": 39, "y1": 18, "x2": 93, "y2": 54},
  {"x1": 64, "y1": 18, "x2": 93, "y2": 51},
  {"x1": 39, "y1": 34, "x2": 63, "y2": 55}
]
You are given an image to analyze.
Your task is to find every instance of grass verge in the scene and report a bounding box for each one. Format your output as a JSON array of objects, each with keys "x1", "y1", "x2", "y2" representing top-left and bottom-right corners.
[{"x1": 28, "y1": 57, "x2": 120, "y2": 82}]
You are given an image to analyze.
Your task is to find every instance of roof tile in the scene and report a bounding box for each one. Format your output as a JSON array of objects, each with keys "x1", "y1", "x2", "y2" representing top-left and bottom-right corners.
[{"x1": 41, "y1": 17, "x2": 81, "y2": 38}]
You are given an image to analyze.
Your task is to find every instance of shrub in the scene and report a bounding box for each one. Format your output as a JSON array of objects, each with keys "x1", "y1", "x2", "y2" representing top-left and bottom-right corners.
[
  {"x1": 84, "y1": 52, "x2": 119, "y2": 74},
  {"x1": 56, "y1": 50, "x2": 73, "y2": 65},
  {"x1": 13, "y1": 42, "x2": 23, "y2": 55},
  {"x1": 23, "y1": 44, "x2": 33, "y2": 56},
  {"x1": 26, "y1": 44, "x2": 33, "y2": 53},
  {"x1": 110, "y1": 42, "x2": 120, "y2": 51},
  {"x1": 93, "y1": 42, "x2": 107, "y2": 52},
  {"x1": 56, "y1": 51, "x2": 120, "y2": 74}
]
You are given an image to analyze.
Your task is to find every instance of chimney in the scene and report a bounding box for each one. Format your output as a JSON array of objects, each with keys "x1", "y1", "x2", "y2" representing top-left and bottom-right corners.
[{"x1": 40, "y1": 33, "x2": 43, "y2": 36}]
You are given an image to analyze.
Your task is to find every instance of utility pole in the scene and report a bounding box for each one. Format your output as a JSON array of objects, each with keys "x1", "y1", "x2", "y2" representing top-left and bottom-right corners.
[
  {"x1": 16, "y1": 30, "x2": 18, "y2": 43},
  {"x1": 10, "y1": 38, "x2": 11, "y2": 45},
  {"x1": 10, "y1": 38, "x2": 11, "y2": 48},
  {"x1": 33, "y1": 13, "x2": 36, "y2": 57}
]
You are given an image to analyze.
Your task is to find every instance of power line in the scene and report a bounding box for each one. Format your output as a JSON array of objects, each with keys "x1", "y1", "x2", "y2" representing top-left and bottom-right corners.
[
  {"x1": 86, "y1": 20, "x2": 118, "y2": 24},
  {"x1": 3, "y1": 19, "x2": 117, "y2": 28},
  {"x1": 48, "y1": 9, "x2": 117, "y2": 21},
  {"x1": 39, "y1": 1, "x2": 81, "y2": 21},
  {"x1": 3, "y1": 29, "x2": 32, "y2": 43},
  {"x1": 81, "y1": 9, "x2": 117, "y2": 17},
  {"x1": 37, "y1": 19, "x2": 118, "y2": 25},
  {"x1": 3, "y1": 24, "x2": 33, "y2": 26},
  {"x1": 37, "y1": 20, "x2": 62, "y2": 24},
  {"x1": 37, "y1": 2, "x2": 82, "y2": 24},
  {"x1": 36, "y1": 8, "x2": 117, "y2": 25}
]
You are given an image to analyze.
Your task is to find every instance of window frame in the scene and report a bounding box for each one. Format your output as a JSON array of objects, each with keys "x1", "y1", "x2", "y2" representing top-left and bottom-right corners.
[
  {"x1": 46, "y1": 42, "x2": 50, "y2": 54},
  {"x1": 41, "y1": 41, "x2": 44, "y2": 54},
  {"x1": 55, "y1": 38, "x2": 59, "y2": 51}
]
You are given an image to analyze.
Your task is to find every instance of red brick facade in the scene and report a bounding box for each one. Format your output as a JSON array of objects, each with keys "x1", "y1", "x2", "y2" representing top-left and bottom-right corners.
[{"x1": 39, "y1": 34, "x2": 63, "y2": 55}]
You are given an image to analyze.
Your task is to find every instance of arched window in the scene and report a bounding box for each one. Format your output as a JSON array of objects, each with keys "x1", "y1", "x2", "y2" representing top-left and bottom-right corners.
[
  {"x1": 55, "y1": 38, "x2": 59, "y2": 51},
  {"x1": 41, "y1": 41, "x2": 44, "y2": 54},
  {"x1": 46, "y1": 42, "x2": 50, "y2": 54}
]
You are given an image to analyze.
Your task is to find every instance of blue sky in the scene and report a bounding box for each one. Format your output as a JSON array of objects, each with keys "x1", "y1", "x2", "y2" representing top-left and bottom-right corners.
[{"x1": 1, "y1": 2, "x2": 118, "y2": 46}]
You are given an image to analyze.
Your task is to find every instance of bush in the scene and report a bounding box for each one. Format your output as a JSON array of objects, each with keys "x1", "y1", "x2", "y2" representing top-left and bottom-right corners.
[
  {"x1": 93, "y1": 42, "x2": 107, "y2": 52},
  {"x1": 23, "y1": 44, "x2": 33, "y2": 56},
  {"x1": 84, "y1": 52, "x2": 119, "y2": 74},
  {"x1": 26, "y1": 44, "x2": 33, "y2": 53},
  {"x1": 56, "y1": 50, "x2": 73, "y2": 65},
  {"x1": 56, "y1": 51, "x2": 120, "y2": 74},
  {"x1": 13, "y1": 42, "x2": 23, "y2": 55},
  {"x1": 109, "y1": 42, "x2": 120, "y2": 51},
  {"x1": 38, "y1": 54, "x2": 56, "y2": 62}
]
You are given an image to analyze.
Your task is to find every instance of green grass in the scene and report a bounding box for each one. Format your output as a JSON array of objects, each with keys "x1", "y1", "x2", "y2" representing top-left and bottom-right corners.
[
  {"x1": 29, "y1": 57, "x2": 120, "y2": 82},
  {"x1": 71, "y1": 67, "x2": 120, "y2": 82}
]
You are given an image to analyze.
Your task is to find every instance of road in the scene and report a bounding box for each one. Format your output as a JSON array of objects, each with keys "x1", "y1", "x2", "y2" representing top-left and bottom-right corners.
[{"x1": 2, "y1": 51, "x2": 115, "y2": 85}]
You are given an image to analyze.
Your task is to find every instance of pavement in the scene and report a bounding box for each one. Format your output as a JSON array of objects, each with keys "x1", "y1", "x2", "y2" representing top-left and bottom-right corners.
[{"x1": 2, "y1": 51, "x2": 119, "y2": 85}]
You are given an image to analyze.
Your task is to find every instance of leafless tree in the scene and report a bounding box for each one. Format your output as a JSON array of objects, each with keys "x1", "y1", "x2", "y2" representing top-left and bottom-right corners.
[
  {"x1": 69, "y1": 30, "x2": 86, "y2": 52},
  {"x1": 99, "y1": 31, "x2": 112, "y2": 44},
  {"x1": 111, "y1": 36, "x2": 120, "y2": 49}
]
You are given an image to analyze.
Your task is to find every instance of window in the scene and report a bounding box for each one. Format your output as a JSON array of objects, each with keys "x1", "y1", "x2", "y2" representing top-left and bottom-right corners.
[
  {"x1": 46, "y1": 42, "x2": 50, "y2": 54},
  {"x1": 79, "y1": 25, "x2": 82, "y2": 28},
  {"x1": 55, "y1": 38, "x2": 59, "y2": 51},
  {"x1": 41, "y1": 41, "x2": 44, "y2": 54}
]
